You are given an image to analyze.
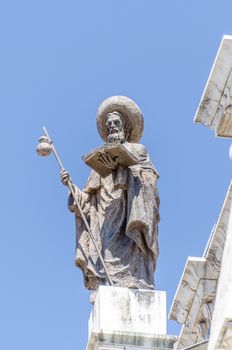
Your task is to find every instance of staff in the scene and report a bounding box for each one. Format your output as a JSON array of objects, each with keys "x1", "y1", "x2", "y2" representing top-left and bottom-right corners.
[{"x1": 36, "y1": 127, "x2": 113, "y2": 286}]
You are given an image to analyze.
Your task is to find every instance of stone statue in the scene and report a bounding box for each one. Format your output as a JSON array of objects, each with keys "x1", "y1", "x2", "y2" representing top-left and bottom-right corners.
[{"x1": 61, "y1": 96, "x2": 160, "y2": 290}]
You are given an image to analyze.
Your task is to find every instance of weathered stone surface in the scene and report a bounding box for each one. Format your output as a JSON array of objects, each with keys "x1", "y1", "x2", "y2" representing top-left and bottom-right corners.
[
  {"x1": 63, "y1": 96, "x2": 160, "y2": 290},
  {"x1": 87, "y1": 334, "x2": 177, "y2": 350},
  {"x1": 169, "y1": 183, "x2": 232, "y2": 349},
  {"x1": 194, "y1": 35, "x2": 232, "y2": 138},
  {"x1": 169, "y1": 258, "x2": 217, "y2": 349},
  {"x1": 86, "y1": 286, "x2": 177, "y2": 350},
  {"x1": 208, "y1": 183, "x2": 232, "y2": 350}
]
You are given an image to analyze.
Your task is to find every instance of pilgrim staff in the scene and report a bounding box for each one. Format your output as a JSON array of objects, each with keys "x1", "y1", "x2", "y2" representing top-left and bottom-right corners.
[{"x1": 36, "y1": 127, "x2": 114, "y2": 286}]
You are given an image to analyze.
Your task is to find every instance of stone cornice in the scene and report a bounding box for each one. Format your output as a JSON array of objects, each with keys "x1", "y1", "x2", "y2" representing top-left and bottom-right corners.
[{"x1": 194, "y1": 35, "x2": 232, "y2": 138}]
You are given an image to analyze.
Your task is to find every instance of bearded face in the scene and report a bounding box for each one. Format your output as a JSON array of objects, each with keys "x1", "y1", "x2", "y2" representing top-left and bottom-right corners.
[{"x1": 105, "y1": 111, "x2": 126, "y2": 143}]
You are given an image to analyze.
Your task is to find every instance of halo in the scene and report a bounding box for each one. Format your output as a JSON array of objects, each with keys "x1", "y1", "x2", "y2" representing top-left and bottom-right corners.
[{"x1": 96, "y1": 96, "x2": 144, "y2": 143}]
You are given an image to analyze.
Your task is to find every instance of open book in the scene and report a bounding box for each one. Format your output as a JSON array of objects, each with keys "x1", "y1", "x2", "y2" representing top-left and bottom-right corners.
[{"x1": 82, "y1": 143, "x2": 138, "y2": 177}]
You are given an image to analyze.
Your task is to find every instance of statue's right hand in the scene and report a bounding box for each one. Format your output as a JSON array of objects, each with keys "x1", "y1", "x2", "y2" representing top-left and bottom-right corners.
[{"x1": 60, "y1": 170, "x2": 71, "y2": 186}]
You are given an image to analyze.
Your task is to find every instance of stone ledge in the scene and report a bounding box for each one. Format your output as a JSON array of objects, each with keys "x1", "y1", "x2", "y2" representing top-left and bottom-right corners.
[
  {"x1": 182, "y1": 340, "x2": 208, "y2": 350},
  {"x1": 87, "y1": 331, "x2": 177, "y2": 350}
]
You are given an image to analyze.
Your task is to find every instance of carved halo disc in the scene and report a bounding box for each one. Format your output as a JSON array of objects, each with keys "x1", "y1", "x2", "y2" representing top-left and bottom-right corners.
[{"x1": 96, "y1": 95, "x2": 144, "y2": 143}]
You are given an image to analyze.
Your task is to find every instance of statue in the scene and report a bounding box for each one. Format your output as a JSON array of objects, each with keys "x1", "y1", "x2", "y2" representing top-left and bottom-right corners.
[{"x1": 60, "y1": 96, "x2": 160, "y2": 290}]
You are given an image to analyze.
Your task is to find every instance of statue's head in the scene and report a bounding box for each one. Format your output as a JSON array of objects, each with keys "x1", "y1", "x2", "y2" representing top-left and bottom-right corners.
[
  {"x1": 97, "y1": 96, "x2": 144, "y2": 143},
  {"x1": 106, "y1": 111, "x2": 127, "y2": 143}
]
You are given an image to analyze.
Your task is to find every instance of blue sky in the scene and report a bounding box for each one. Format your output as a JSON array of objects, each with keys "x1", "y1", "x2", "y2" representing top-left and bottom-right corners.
[{"x1": 1, "y1": 1, "x2": 232, "y2": 349}]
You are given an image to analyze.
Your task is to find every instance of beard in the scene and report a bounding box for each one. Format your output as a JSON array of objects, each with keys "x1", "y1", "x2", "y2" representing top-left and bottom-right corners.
[{"x1": 107, "y1": 130, "x2": 125, "y2": 143}]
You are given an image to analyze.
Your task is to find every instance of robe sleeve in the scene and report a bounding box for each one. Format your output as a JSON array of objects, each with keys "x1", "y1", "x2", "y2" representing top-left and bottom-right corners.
[
  {"x1": 68, "y1": 185, "x2": 90, "y2": 218},
  {"x1": 126, "y1": 144, "x2": 160, "y2": 259}
]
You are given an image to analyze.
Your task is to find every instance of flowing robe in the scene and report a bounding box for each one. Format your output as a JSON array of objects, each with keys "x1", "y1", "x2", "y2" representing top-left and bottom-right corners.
[{"x1": 68, "y1": 142, "x2": 160, "y2": 290}]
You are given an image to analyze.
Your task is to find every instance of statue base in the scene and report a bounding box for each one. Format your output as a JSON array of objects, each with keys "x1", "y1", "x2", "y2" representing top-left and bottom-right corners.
[{"x1": 86, "y1": 286, "x2": 177, "y2": 350}]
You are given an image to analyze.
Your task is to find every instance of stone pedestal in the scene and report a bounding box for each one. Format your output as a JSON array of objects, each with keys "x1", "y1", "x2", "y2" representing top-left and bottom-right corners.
[{"x1": 86, "y1": 286, "x2": 177, "y2": 350}]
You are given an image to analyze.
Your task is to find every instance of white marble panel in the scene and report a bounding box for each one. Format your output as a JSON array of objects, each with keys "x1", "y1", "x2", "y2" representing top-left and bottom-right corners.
[{"x1": 90, "y1": 286, "x2": 166, "y2": 336}]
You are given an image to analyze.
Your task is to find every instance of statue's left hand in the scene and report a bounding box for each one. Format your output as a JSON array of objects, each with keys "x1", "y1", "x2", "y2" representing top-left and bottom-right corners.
[{"x1": 99, "y1": 152, "x2": 118, "y2": 170}]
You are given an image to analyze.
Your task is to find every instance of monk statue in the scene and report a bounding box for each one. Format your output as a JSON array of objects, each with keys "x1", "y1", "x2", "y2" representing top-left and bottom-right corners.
[{"x1": 61, "y1": 96, "x2": 160, "y2": 290}]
